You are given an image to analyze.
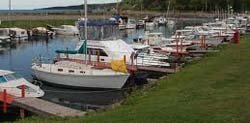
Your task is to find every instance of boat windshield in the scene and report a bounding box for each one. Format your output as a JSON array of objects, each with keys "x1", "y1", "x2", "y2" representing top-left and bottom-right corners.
[
  {"x1": 4, "y1": 73, "x2": 22, "y2": 81},
  {"x1": 0, "y1": 76, "x2": 7, "y2": 83}
]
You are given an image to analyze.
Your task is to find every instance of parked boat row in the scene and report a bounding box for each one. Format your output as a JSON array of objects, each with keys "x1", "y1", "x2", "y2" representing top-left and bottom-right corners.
[
  {"x1": 1, "y1": 11, "x2": 249, "y2": 93},
  {"x1": 30, "y1": 14, "x2": 250, "y2": 90}
]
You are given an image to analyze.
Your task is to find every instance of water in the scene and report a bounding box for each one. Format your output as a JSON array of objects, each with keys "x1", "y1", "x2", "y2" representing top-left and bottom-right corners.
[{"x1": 0, "y1": 21, "x2": 208, "y2": 109}]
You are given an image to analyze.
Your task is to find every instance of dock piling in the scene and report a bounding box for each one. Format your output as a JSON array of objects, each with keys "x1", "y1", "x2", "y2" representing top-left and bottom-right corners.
[
  {"x1": 20, "y1": 85, "x2": 26, "y2": 118},
  {"x1": 3, "y1": 89, "x2": 7, "y2": 113}
]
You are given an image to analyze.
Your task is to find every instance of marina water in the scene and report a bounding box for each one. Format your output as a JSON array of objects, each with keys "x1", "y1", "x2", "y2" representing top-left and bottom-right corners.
[{"x1": 0, "y1": 21, "x2": 203, "y2": 110}]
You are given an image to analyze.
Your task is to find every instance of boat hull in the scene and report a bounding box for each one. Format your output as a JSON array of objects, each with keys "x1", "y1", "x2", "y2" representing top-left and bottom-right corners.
[
  {"x1": 54, "y1": 29, "x2": 79, "y2": 36},
  {"x1": 32, "y1": 69, "x2": 130, "y2": 89}
]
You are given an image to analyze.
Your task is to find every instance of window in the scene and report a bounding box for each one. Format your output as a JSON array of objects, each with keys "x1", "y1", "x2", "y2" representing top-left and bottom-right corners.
[
  {"x1": 12, "y1": 73, "x2": 22, "y2": 79},
  {"x1": 0, "y1": 76, "x2": 7, "y2": 83},
  {"x1": 4, "y1": 74, "x2": 17, "y2": 81},
  {"x1": 69, "y1": 70, "x2": 74, "y2": 73},
  {"x1": 87, "y1": 48, "x2": 108, "y2": 56},
  {"x1": 58, "y1": 69, "x2": 63, "y2": 72}
]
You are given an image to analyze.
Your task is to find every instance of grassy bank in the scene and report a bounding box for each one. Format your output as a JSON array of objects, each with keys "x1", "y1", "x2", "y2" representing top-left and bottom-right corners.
[
  {"x1": 0, "y1": 19, "x2": 76, "y2": 29},
  {"x1": 18, "y1": 36, "x2": 250, "y2": 122}
]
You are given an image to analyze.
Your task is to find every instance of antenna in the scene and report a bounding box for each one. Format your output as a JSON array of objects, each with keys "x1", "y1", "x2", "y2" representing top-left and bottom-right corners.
[
  {"x1": 84, "y1": 0, "x2": 88, "y2": 65},
  {"x1": 8, "y1": 0, "x2": 12, "y2": 27}
]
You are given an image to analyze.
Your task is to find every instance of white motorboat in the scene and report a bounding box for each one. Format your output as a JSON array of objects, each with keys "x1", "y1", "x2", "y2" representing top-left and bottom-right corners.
[
  {"x1": 141, "y1": 32, "x2": 169, "y2": 46},
  {"x1": 0, "y1": 69, "x2": 44, "y2": 97},
  {"x1": 0, "y1": 28, "x2": 28, "y2": 41},
  {"x1": 131, "y1": 44, "x2": 170, "y2": 67},
  {"x1": 156, "y1": 17, "x2": 167, "y2": 26},
  {"x1": 32, "y1": 61, "x2": 130, "y2": 89},
  {"x1": 0, "y1": 28, "x2": 11, "y2": 44},
  {"x1": 167, "y1": 20, "x2": 175, "y2": 28},
  {"x1": 126, "y1": 19, "x2": 136, "y2": 29},
  {"x1": 52, "y1": 25, "x2": 79, "y2": 36},
  {"x1": 0, "y1": 36, "x2": 11, "y2": 44},
  {"x1": 9, "y1": 28, "x2": 28, "y2": 41},
  {"x1": 32, "y1": 27, "x2": 55, "y2": 36},
  {"x1": 136, "y1": 20, "x2": 145, "y2": 28}
]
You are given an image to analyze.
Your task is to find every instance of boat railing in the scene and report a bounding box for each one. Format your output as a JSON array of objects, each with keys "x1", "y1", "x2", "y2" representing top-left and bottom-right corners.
[{"x1": 32, "y1": 56, "x2": 54, "y2": 65}]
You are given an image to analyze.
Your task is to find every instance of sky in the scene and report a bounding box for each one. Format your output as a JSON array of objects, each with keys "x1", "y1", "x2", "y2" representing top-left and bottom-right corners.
[{"x1": 0, "y1": 0, "x2": 121, "y2": 10}]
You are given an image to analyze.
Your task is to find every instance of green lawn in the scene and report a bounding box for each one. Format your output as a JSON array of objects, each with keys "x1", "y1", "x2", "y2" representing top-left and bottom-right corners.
[
  {"x1": 18, "y1": 36, "x2": 250, "y2": 123},
  {"x1": 0, "y1": 20, "x2": 76, "y2": 29}
]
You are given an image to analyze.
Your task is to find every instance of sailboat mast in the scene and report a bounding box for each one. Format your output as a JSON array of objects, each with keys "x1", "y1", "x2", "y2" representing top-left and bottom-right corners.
[
  {"x1": 8, "y1": 0, "x2": 11, "y2": 27},
  {"x1": 84, "y1": 0, "x2": 88, "y2": 65},
  {"x1": 166, "y1": 0, "x2": 171, "y2": 21}
]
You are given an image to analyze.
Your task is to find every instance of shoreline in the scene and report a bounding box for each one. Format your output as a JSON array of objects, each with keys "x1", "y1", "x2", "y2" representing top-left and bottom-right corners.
[
  {"x1": 16, "y1": 35, "x2": 250, "y2": 122},
  {"x1": 0, "y1": 11, "x2": 220, "y2": 21}
]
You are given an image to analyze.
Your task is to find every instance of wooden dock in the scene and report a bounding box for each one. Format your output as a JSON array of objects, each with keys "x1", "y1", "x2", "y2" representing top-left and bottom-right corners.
[
  {"x1": 137, "y1": 66, "x2": 178, "y2": 73},
  {"x1": 188, "y1": 50, "x2": 220, "y2": 54},
  {"x1": 12, "y1": 97, "x2": 86, "y2": 118}
]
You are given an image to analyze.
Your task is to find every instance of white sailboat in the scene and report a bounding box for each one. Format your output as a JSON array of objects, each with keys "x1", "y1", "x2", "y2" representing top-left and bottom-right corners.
[
  {"x1": 31, "y1": 61, "x2": 130, "y2": 89},
  {"x1": 0, "y1": 69, "x2": 44, "y2": 97},
  {"x1": 31, "y1": 0, "x2": 130, "y2": 89},
  {"x1": 51, "y1": 25, "x2": 79, "y2": 36}
]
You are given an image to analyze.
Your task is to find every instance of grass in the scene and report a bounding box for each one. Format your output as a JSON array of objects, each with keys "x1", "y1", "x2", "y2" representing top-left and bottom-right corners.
[
  {"x1": 16, "y1": 36, "x2": 250, "y2": 123},
  {"x1": 0, "y1": 20, "x2": 76, "y2": 29}
]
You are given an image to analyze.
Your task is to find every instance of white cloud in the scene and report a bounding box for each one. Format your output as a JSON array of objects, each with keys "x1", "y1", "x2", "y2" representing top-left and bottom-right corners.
[{"x1": 0, "y1": 0, "x2": 121, "y2": 10}]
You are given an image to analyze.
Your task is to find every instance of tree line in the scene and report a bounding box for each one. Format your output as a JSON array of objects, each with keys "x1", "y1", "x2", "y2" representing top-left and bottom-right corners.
[{"x1": 121, "y1": 0, "x2": 250, "y2": 12}]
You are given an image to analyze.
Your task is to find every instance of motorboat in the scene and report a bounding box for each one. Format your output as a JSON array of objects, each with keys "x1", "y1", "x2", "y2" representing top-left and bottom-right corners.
[
  {"x1": 136, "y1": 20, "x2": 145, "y2": 28},
  {"x1": 32, "y1": 27, "x2": 55, "y2": 37},
  {"x1": 51, "y1": 25, "x2": 79, "y2": 36},
  {"x1": 126, "y1": 19, "x2": 136, "y2": 29},
  {"x1": 0, "y1": 28, "x2": 11, "y2": 44},
  {"x1": 141, "y1": 32, "x2": 169, "y2": 46},
  {"x1": 155, "y1": 17, "x2": 167, "y2": 26},
  {"x1": 31, "y1": 60, "x2": 130, "y2": 89},
  {"x1": 131, "y1": 44, "x2": 170, "y2": 67},
  {"x1": 0, "y1": 28, "x2": 28, "y2": 41},
  {"x1": 56, "y1": 39, "x2": 135, "y2": 64},
  {"x1": 167, "y1": 20, "x2": 175, "y2": 28},
  {"x1": 0, "y1": 69, "x2": 44, "y2": 97},
  {"x1": 9, "y1": 28, "x2": 28, "y2": 41}
]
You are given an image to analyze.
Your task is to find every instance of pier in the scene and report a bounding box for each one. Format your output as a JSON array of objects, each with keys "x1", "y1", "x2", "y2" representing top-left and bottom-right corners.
[
  {"x1": 0, "y1": 87, "x2": 85, "y2": 118},
  {"x1": 137, "y1": 66, "x2": 179, "y2": 73},
  {"x1": 12, "y1": 97, "x2": 85, "y2": 118}
]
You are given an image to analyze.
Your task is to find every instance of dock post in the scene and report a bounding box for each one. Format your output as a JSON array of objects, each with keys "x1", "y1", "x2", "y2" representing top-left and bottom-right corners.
[
  {"x1": 200, "y1": 36, "x2": 203, "y2": 49},
  {"x1": 20, "y1": 85, "x2": 25, "y2": 118},
  {"x1": 3, "y1": 89, "x2": 7, "y2": 113},
  {"x1": 175, "y1": 63, "x2": 178, "y2": 72},
  {"x1": 88, "y1": 49, "x2": 91, "y2": 64},
  {"x1": 176, "y1": 35, "x2": 179, "y2": 54},
  {"x1": 97, "y1": 50, "x2": 100, "y2": 62},
  {"x1": 131, "y1": 52, "x2": 135, "y2": 71},
  {"x1": 124, "y1": 55, "x2": 127, "y2": 64},
  {"x1": 233, "y1": 30, "x2": 240, "y2": 44}
]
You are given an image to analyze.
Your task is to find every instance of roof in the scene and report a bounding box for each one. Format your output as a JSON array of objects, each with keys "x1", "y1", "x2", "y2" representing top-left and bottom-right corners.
[
  {"x1": 130, "y1": 44, "x2": 150, "y2": 50},
  {"x1": 9, "y1": 28, "x2": 27, "y2": 31},
  {"x1": 0, "y1": 69, "x2": 13, "y2": 76}
]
